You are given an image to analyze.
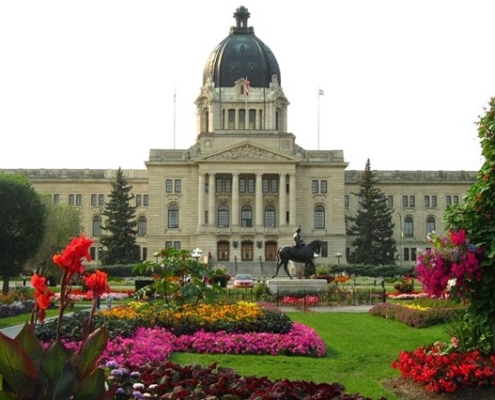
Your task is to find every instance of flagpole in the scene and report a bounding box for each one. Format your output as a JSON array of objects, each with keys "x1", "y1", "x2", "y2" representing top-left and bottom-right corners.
[
  {"x1": 317, "y1": 92, "x2": 321, "y2": 150},
  {"x1": 173, "y1": 88, "x2": 176, "y2": 150}
]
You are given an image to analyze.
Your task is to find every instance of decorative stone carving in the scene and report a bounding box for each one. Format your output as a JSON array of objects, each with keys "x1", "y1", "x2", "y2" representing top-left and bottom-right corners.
[{"x1": 205, "y1": 144, "x2": 290, "y2": 161}]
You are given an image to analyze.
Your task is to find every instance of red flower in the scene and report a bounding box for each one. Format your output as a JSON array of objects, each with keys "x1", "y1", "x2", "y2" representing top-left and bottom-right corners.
[
  {"x1": 31, "y1": 273, "x2": 55, "y2": 322},
  {"x1": 83, "y1": 270, "x2": 110, "y2": 297},
  {"x1": 52, "y1": 234, "x2": 93, "y2": 277}
]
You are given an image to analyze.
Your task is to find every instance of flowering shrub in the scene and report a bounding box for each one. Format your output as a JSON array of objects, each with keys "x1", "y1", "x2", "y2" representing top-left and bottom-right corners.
[
  {"x1": 387, "y1": 291, "x2": 428, "y2": 300},
  {"x1": 416, "y1": 230, "x2": 482, "y2": 299},
  {"x1": 280, "y1": 295, "x2": 320, "y2": 307}
]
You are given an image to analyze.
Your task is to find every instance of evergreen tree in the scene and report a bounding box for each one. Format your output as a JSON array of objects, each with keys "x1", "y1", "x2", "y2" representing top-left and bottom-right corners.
[
  {"x1": 346, "y1": 159, "x2": 397, "y2": 265},
  {"x1": 100, "y1": 167, "x2": 140, "y2": 265}
]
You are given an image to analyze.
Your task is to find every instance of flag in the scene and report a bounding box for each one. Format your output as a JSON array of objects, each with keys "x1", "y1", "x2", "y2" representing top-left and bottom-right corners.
[
  {"x1": 245, "y1": 77, "x2": 250, "y2": 97},
  {"x1": 318, "y1": 89, "x2": 324, "y2": 96}
]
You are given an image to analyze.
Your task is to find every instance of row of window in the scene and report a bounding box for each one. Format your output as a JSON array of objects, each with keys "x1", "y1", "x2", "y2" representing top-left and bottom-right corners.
[
  {"x1": 54, "y1": 193, "x2": 149, "y2": 207},
  {"x1": 344, "y1": 194, "x2": 461, "y2": 208}
]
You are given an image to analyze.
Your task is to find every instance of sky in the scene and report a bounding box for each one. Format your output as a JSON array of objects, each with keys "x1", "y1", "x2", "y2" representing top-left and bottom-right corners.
[{"x1": 1, "y1": 1, "x2": 494, "y2": 172}]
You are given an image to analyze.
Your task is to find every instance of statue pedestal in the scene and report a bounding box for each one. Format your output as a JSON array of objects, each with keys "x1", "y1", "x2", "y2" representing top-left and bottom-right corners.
[{"x1": 267, "y1": 279, "x2": 327, "y2": 295}]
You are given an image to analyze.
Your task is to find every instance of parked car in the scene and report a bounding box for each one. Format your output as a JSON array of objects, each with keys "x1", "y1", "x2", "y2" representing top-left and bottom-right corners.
[{"x1": 233, "y1": 273, "x2": 254, "y2": 288}]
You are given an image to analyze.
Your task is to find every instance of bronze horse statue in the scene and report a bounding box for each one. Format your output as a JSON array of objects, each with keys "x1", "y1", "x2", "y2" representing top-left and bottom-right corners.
[{"x1": 273, "y1": 239, "x2": 323, "y2": 279}]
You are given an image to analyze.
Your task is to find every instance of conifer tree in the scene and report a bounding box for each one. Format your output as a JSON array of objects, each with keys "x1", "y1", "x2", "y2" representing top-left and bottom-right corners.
[
  {"x1": 346, "y1": 159, "x2": 397, "y2": 265},
  {"x1": 100, "y1": 167, "x2": 140, "y2": 265}
]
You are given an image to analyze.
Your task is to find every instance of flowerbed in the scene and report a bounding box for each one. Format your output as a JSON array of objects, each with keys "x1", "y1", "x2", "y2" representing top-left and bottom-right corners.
[
  {"x1": 392, "y1": 344, "x2": 495, "y2": 393},
  {"x1": 369, "y1": 302, "x2": 466, "y2": 328}
]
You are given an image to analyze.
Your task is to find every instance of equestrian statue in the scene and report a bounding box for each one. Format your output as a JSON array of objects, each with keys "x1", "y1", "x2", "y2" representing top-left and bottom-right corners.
[{"x1": 273, "y1": 227, "x2": 322, "y2": 279}]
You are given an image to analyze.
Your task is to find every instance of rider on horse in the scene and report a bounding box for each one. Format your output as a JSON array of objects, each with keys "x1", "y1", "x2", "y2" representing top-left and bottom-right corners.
[{"x1": 293, "y1": 226, "x2": 304, "y2": 248}]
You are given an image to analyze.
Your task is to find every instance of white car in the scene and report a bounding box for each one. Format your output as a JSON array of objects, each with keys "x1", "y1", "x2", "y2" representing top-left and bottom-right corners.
[{"x1": 233, "y1": 274, "x2": 254, "y2": 288}]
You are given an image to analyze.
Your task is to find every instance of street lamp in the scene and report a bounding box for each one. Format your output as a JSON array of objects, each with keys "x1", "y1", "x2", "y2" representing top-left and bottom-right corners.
[
  {"x1": 153, "y1": 251, "x2": 159, "y2": 264},
  {"x1": 335, "y1": 252, "x2": 342, "y2": 265},
  {"x1": 192, "y1": 247, "x2": 202, "y2": 262},
  {"x1": 397, "y1": 212, "x2": 404, "y2": 267}
]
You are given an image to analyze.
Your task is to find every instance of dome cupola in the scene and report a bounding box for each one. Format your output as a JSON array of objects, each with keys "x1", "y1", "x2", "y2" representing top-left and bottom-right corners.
[{"x1": 203, "y1": 6, "x2": 281, "y2": 89}]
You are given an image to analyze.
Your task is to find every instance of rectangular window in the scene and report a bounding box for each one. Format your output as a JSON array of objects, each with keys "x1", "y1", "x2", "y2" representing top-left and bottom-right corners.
[
  {"x1": 446, "y1": 195, "x2": 452, "y2": 206},
  {"x1": 143, "y1": 194, "x2": 149, "y2": 206},
  {"x1": 409, "y1": 195, "x2": 415, "y2": 207},
  {"x1": 344, "y1": 195, "x2": 350, "y2": 208},
  {"x1": 404, "y1": 248, "x2": 410, "y2": 262},
  {"x1": 205, "y1": 210, "x2": 208, "y2": 224},
  {"x1": 249, "y1": 109, "x2": 256, "y2": 129},
  {"x1": 174, "y1": 179, "x2": 181, "y2": 193},
  {"x1": 69, "y1": 194, "x2": 75, "y2": 206},
  {"x1": 247, "y1": 178, "x2": 254, "y2": 193},
  {"x1": 431, "y1": 195, "x2": 437, "y2": 208},
  {"x1": 216, "y1": 178, "x2": 223, "y2": 193},
  {"x1": 286, "y1": 211, "x2": 289, "y2": 224},
  {"x1": 228, "y1": 109, "x2": 235, "y2": 129},
  {"x1": 239, "y1": 178, "x2": 246, "y2": 193},
  {"x1": 411, "y1": 247, "x2": 417, "y2": 262},
  {"x1": 205, "y1": 183, "x2": 209, "y2": 193},
  {"x1": 387, "y1": 195, "x2": 393, "y2": 208},
  {"x1": 224, "y1": 179, "x2": 231, "y2": 193},
  {"x1": 358, "y1": 195, "x2": 363, "y2": 206},
  {"x1": 321, "y1": 242, "x2": 328, "y2": 258},
  {"x1": 402, "y1": 195, "x2": 408, "y2": 208},
  {"x1": 98, "y1": 194, "x2": 104, "y2": 206},
  {"x1": 76, "y1": 194, "x2": 82, "y2": 206},
  {"x1": 271, "y1": 178, "x2": 278, "y2": 193},
  {"x1": 312, "y1": 180, "x2": 318, "y2": 194},
  {"x1": 320, "y1": 180, "x2": 327, "y2": 194},
  {"x1": 53, "y1": 194, "x2": 60, "y2": 204},
  {"x1": 165, "y1": 241, "x2": 172, "y2": 248},
  {"x1": 424, "y1": 196, "x2": 430, "y2": 208},
  {"x1": 453, "y1": 195, "x2": 459, "y2": 205},
  {"x1": 136, "y1": 194, "x2": 142, "y2": 207},
  {"x1": 239, "y1": 109, "x2": 245, "y2": 129},
  {"x1": 262, "y1": 178, "x2": 269, "y2": 193},
  {"x1": 90, "y1": 247, "x2": 96, "y2": 260},
  {"x1": 142, "y1": 247, "x2": 147, "y2": 261},
  {"x1": 91, "y1": 194, "x2": 97, "y2": 206},
  {"x1": 166, "y1": 179, "x2": 173, "y2": 193}
]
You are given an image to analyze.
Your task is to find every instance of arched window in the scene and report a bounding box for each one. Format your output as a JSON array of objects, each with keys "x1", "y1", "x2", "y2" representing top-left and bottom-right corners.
[
  {"x1": 265, "y1": 205, "x2": 276, "y2": 228},
  {"x1": 426, "y1": 216, "x2": 435, "y2": 233},
  {"x1": 404, "y1": 216, "x2": 414, "y2": 237},
  {"x1": 137, "y1": 216, "x2": 147, "y2": 237},
  {"x1": 314, "y1": 205, "x2": 325, "y2": 229},
  {"x1": 168, "y1": 204, "x2": 179, "y2": 228},
  {"x1": 218, "y1": 204, "x2": 229, "y2": 228},
  {"x1": 241, "y1": 204, "x2": 252, "y2": 227},
  {"x1": 92, "y1": 215, "x2": 102, "y2": 237}
]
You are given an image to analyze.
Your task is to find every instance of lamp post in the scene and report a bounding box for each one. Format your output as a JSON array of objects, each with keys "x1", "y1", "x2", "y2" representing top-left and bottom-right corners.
[
  {"x1": 397, "y1": 212, "x2": 403, "y2": 267},
  {"x1": 335, "y1": 252, "x2": 342, "y2": 265},
  {"x1": 153, "y1": 251, "x2": 159, "y2": 264}
]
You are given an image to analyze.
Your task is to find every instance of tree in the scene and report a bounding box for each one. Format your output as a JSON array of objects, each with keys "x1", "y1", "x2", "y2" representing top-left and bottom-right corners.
[
  {"x1": 346, "y1": 159, "x2": 397, "y2": 265},
  {"x1": 444, "y1": 97, "x2": 495, "y2": 350},
  {"x1": 100, "y1": 167, "x2": 140, "y2": 265},
  {"x1": 24, "y1": 198, "x2": 83, "y2": 283},
  {"x1": 0, "y1": 173, "x2": 46, "y2": 293}
]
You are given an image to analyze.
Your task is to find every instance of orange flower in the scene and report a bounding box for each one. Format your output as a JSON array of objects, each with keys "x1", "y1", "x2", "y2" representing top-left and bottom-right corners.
[
  {"x1": 31, "y1": 273, "x2": 55, "y2": 322},
  {"x1": 83, "y1": 270, "x2": 110, "y2": 297},
  {"x1": 53, "y1": 234, "x2": 93, "y2": 276}
]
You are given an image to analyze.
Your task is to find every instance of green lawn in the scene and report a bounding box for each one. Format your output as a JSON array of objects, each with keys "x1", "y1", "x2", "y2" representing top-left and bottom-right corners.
[{"x1": 171, "y1": 312, "x2": 448, "y2": 400}]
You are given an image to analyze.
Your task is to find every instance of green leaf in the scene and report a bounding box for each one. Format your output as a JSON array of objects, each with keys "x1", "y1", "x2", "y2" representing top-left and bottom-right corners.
[
  {"x1": 15, "y1": 323, "x2": 44, "y2": 372},
  {"x1": 75, "y1": 327, "x2": 108, "y2": 379},
  {"x1": 0, "y1": 331, "x2": 37, "y2": 398},
  {"x1": 0, "y1": 391, "x2": 19, "y2": 399},
  {"x1": 50, "y1": 358, "x2": 77, "y2": 400},
  {"x1": 74, "y1": 368, "x2": 117, "y2": 400},
  {"x1": 41, "y1": 340, "x2": 72, "y2": 383}
]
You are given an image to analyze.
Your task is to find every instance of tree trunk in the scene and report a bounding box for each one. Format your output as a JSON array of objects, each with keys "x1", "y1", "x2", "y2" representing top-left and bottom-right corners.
[{"x1": 2, "y1": 278, "x2": 10, "y2": 295}]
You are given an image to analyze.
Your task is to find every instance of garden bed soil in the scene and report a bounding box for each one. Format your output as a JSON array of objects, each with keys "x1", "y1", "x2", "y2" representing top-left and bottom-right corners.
[{"x1": 382, "y1": 377, "x2": 495, "y2": 399}]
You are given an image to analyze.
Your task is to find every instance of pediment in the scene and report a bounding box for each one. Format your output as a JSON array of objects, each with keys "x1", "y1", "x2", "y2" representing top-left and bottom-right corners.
[{"x1": 199, "y1": 142, "x2": 296, "y2": 162}]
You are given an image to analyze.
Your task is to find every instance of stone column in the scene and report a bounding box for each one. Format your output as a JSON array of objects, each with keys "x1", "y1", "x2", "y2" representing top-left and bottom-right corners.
[
  {"x1": 279, "y1": 173, "x2": 286, "y2": 227},
  {"x1": 232, "y1": 173, "x2": 239, "y2": 228},
  {"x1": 198, "y1": 173, "x2": 205, "y2": 227},
  {"x1": 289, "y1": 173, "x2": 296, "y2": 226},
  {"x1": 255, "y1": 173, "x2": 263, "y2": 228},
  {"x1": 208, "y1": 173, "x2": 216, "y2": 227}
]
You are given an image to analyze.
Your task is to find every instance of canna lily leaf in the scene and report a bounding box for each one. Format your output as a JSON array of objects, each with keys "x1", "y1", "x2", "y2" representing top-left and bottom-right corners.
[
  {"x1": 0, "y1": 331, "x2": 37, "y2": 398},
  {"x1": 74, "y1": 368, "x2": 118, "y2": 400},
  {"x1": 75, "y1": 327, "x2": 108, "y2": 379},
  {"x1": 41, "y1": 340, "x2": 73, "y2": 384},
  {"x1": 15, "y1": 323, "x2": 44, "y2": 372}
]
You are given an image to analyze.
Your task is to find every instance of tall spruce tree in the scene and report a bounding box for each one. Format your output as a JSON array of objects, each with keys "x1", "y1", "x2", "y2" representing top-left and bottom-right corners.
[
  {"x1": 100, "y1": 167, "x2": 140, "y2": 265},
  {"x1": 346, "y1": 159, "x2": 397, "y2": 265}
]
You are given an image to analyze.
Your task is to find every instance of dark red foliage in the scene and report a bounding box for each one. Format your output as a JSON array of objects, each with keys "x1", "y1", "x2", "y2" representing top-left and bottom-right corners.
[{"x1": 137, "y1": 360, "x2": 385, "y2": 399}]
